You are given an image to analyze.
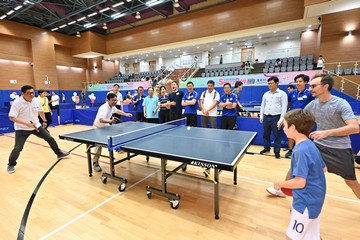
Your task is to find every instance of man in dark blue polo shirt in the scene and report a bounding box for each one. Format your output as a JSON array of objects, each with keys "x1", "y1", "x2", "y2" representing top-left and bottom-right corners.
[
  {"x1": 168, "y1": 81, "x2": 184, "y2": 121},
  {"x1": 132, "y1": 86, "x2": 147, "y2": 122},
  {"x1": 219, "y1": 83, "x2": 238, "y2": 130},
  {"x1": 285, "y1": 74, "x2": 314, "y2": 158},
  {"x1": 182, "y1": 81, "x2": 199, "y2": 127}
]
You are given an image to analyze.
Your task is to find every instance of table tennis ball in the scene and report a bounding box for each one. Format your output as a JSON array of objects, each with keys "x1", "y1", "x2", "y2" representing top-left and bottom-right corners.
[{"x1": 187, "y1": 126, "x2": 191, "y2": 130}]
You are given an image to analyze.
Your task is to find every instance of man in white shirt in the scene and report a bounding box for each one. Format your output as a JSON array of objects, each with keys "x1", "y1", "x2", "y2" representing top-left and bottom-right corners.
[
  {"x1": 199, "y1": 80, "x2": 220, "y2": 128},
  {"x1": 92, "y1": 93, "x2": 132, "y2": 172},
  {"x1": 50, "y1": 91, "x2": 60, "y2": 115},
  {"x1": 107, "y1": 84, "x2": 123, "y2": 123},
  {"x1": 7, "y1": 85, "x2": 69, "y2": 174},
  {"x1": 259, "y1": 76, "x2": 288, "y2": 158}
]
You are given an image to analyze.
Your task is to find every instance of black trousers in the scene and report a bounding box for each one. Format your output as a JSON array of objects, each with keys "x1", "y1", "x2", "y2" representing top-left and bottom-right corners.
[
  {"x1": 39, "y1": 112, "x2": 52, "y2": 131},
  {"x1": 136, "y1": 112, "x2": 146, "y2": 122},
  {"x1": 159, "y1": 110, "x2": 170, "y2": 123},
  {"x1": 8, "y1": 127, "x2": 63, "y2": 166},
  {"x1": 169, "y1": 112, "x2": 182, "y2": 121},
  {"x1": 221, "y1": 116, "x2": 237, "y2": 130},
  {"x1": 51, "y1": 105, "x2": 60, "y2": 116},
  {"x1": 146, "y1": 118, "x2": 159, "y2": 124},
  {"x1": 185, "y1": 114, "x2": 197, "y2": 127}
]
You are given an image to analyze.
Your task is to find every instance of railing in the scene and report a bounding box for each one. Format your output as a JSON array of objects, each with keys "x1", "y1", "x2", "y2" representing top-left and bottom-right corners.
[
  {"x1": 323, "y1": 61, "x2": 359, "y2": 75},
  {"x1": 322, "y1": 68, "x2": 360, "y2": 100},
  {"x1": 178, "y1": 61, "x2": 198, "y2": 81}
]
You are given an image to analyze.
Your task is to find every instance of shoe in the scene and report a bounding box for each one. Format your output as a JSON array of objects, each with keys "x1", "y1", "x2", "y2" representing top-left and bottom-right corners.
[
  {"x1": 275, "y1": 153, "x2": 281, "y2": 159},
  {"x1": 93, "y1": 162, "x2": 102, "y2": 172},
  {"x1": 266, "y1": 187, "x2": 286, "y2": 198},
  {"x1": 7, "y1": 165, "x2": 15, "y2": 174},
  {"x1": 260, "y1": 149, "x2": 270, "y2": 155},
  {"x1": 57, "y1": 152, "x2": 70, "y2": 160},
  {"x1": 285, "y1": 150, "x2": 292, "y2": 158}
]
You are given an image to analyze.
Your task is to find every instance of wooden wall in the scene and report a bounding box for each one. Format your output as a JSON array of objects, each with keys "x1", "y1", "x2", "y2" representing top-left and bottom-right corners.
[
  {"x1": 300, "y1": 28, "x2": 321, "y2": 57},
  {"x1": 319, "y1": 8, "x2": 360, "y2": 63}
]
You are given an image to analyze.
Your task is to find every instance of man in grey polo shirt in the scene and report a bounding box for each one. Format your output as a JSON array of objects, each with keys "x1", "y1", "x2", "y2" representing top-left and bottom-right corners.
[{"x1": 259, "y1": 76, "x2": 288, "y2": 159}]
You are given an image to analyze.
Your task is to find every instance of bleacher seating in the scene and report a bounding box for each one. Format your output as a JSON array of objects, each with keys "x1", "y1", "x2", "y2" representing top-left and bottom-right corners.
[{"x1": 261, "y1": 55, "x2": 315, "y2": 73}]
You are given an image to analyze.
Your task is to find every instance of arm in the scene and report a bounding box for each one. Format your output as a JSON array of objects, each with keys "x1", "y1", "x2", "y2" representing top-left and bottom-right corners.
[
  {"x1": 259, "y1": 95, "x2": 266, "y2": 123},
  {"x1": 143, "y1": 106, "x2": 147, "y2": 118},
  {"x1": 309, "y1": 119, "x2": 359, "y2": 140},
  {"x1": 181, "y1": 100, "x2": 188, "y2": 107},
  {"x1": 9, "y1": 117, "x2": 37, "y2": 129},
  {"x1": 115, "y1": 109, "x2": 132, "y2": 117},
  {"x1": 278, "y1": 92, "x2": 288, "y2": 127},
  {"x1": 274, "y1": 176, "x2": 306, "y2": 190}
]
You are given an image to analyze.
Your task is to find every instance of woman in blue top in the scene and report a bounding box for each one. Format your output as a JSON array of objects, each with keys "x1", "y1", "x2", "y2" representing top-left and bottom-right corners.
[{"x1": 156, "y1": 86, "x2": 170, "y2": 123}]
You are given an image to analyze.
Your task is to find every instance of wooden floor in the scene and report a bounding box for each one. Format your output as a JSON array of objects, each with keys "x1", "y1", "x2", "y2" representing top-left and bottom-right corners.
[{"x1": 0, "y1": 124, "x2": 359, "y2": 240}]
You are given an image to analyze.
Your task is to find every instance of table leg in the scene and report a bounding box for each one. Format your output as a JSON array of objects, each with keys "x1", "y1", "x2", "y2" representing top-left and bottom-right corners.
[
  {"x1": 233, "y1": 167, "x2": 237, "y2": 185},
  {"x1": 86, "y1": 144, "x2": 92, "y2": 177},
  {"x1": 214, "y1": 168, "x2": 220, "y2": 220}
]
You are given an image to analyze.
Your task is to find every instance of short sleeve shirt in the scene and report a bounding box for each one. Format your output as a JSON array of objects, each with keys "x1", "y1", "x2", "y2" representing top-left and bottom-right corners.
[
  {"x1": 51, "y1": 95, "x2": 60, "y2": 106},
  {"x1": 93, "y1": 102, "x2": 117, "y2": 128},
  {"x1": 288, "y1": 89, "x2": 314, "y2": 110},
  {"x1": 158, "y1": 94, "x2": 169, "y2": 111},
  {"x1": 168, "y1": 90, "x2": 184, "y2": 114},
  {"x1": 291, "y1": 139, "x2": 326, "y2": 219},
  {"x1": 133, "y1": 94, "x2": 146, "y2": 113},
  {"x1": 200, "y1": 90, "x2": 220, "y2": 117},
  {"x1": 220, "y1": 93, "x2": 238, "y2": 117},
  {"x1": 183, "y1": 91, "x2": 199, "y2": 114},
  {"x1": 143, "y1": 95, "x2": 159, "y2": 119},
  {"x1": 9, "y1": 96, "x2": 43, "y2": 130},
  {"x1": 305, "y1": 96, "x2": 356, "y2": 149}
]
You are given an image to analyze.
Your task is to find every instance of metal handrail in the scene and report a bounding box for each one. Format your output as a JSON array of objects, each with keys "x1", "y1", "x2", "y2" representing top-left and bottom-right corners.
[{"x1": 323, "y1": 69, "x2": 360, "y2": 100}]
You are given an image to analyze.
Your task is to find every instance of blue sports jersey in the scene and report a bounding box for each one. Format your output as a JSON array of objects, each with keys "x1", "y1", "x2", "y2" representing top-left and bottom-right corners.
[
  {"x1": 133, "y1": 94, "x2": 147, "y2": 112},
  {"x1": 182, "y1": 91, "x2": 199, "y2": 114},
  {"x1": 220, "y1": 93, "x2": 237, "y2": 117},
  {"x1": 158, "y1": 94, "x2": 169, "y2": 111},
  {"x1": 291, "y1": 139, "x2": 326, "y2": 219},
  {"x1": 288, "y1": 89, "x2": 314, "y2": 110}
]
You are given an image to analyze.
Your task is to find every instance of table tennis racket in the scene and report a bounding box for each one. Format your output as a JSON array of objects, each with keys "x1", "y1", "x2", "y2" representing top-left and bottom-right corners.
[
  {"x1": 281, "y1": 187, "x2": 293, "y2": 196},
  {"x1": 112, "y1": 117, "x2": 121, "y2": 123},
  {"x1": 30, "y1": 121, "x2": 39, "y2": 132}
]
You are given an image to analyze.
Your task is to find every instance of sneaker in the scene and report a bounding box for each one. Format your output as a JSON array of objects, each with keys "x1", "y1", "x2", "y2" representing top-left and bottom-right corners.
[
  {"x1": 266, "y1": 187, "x2": 286, "y2": 198},
  {"x1": 93, "y1": 162, "x2": 102, "y2": 172},
  {"x1": 57, "y1": 152, "x2": 70, "y2": 160},
  {"x1": 260, "y1": 149, "x2": 270, "y2": 155},
  {"x1": 275, "y1": 153, "x2": 281, "y2": 159},
  {"x1": 7, "y1": 165, "x2": 15, "y2": 174},
  {"x1": 285, "y1": 150, "x2": 292, "y2": 158}
]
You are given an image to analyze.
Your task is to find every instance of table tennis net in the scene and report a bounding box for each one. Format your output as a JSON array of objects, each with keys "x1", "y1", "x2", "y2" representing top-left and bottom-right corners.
[{"x1": 108, "y1": 118, "x2": 186, "y2": 148}]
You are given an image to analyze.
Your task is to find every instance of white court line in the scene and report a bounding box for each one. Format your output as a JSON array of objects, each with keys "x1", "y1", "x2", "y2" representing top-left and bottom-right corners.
[
  {"x1": 40, "y1": 167, "x2": 163, "y2": 240},
  {"x1": 223, "y1": 172, "x2": 360, "y2": 204}
]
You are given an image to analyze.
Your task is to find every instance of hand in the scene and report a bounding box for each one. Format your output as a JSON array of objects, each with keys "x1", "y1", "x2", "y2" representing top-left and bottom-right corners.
[
  {"x1": 309, "y1": 130, "x2": 329, "y2": 140},
  {"x1": 112, "y1": 117, "x2": 120, "y2": 123},
  {"x1": 273, "y1": 181, "x2": 281, "y2": 190},
  {"x1": 203, "y1": 109, "x2": 209, "y2": 116},
  {"x1": 42, "y1": 122, "x2": 47, "y2": 128},
  {"x1": 144, "y1": 113, "x2": 147, "y2": 118},
  {"x1": 260, "y1": 118, "x2": 263, "y2": 123},
  {"x1": 277, "y1": 120, "x2": 283, "y2": 129},
  {"x1": 126, "y1": 113, "x2": 132, "y2": 117}
]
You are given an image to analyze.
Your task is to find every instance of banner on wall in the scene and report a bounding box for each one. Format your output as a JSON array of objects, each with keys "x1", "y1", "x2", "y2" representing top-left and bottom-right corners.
[
  {"x1": 87, "y1": 82, "x2": 151, "y2": 91},
  {"x1": 179, "y1": 70, "x2": 321, "y2": 88}
]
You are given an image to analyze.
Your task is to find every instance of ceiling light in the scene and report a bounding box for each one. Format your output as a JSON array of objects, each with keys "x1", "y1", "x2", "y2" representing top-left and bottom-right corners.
[
  {"x1": 77, "y1": 17, "x2": 86, "y2": 21},
  {"x1": 76, "y1": 32, "x2": 81, "y2": 37},
  {"x1": 59, "y1": 24, "x2": 67, "y2": 29},
  {"x1": 88, "y1": 12, "x2": 98, "y2": 17},
  {"x1": 306, "y1": 29, "x2": 311, "y2": 32},
  {"x1": 68, "y1": 21, "x2": 76, "y2": 25},
  {"x1": 51, "y1": 27, "x2": 58, "y2": 31},
  {"x1": 14, "y1": 6, "x2": 23, "y2": 10},
  {"x1": 113, "y1": 2, "x2": 125, "y2": 7},
  {"x1": 257, "y1": 33, "x2": 260, "y2": 36},
  {"x1": 146, "y1": 0, "x2": 161, "y2": 7},
  {"x1": 127, "y1": 0, "x2": 132, "y2": 2},
  {"x1": 196, "y1": 46, "x2": 199, "y2": 49},
  {"x1": 258, "y1": 36, "x2": 262, "y2": 39},
  {"x1": 84, "y1": 23, "x2": 95, "y2": 28},
  {"x1": 153, "y1": 53, "x2": 156, "y2": 55},
  {"x1": 169, "y1": 50, "x2": 172, "y2": 53},
  {"x1": 273, "y1": 31, "x2": 277, "y2": 33},
  {"x1": 308, "y1": 25, "x2": 312, "y2": 28},
  {"x1": 286, "y1": 36, "x2": 290, "y2": 39},
  {"x1": 6, "y1": 10, "x2": 14, "y2": 15},
  {"x1": 174, "y1": 0, "x2": 180, "y2": 8},
  {"x1": 146, "y1": 54, "x2": 149, "y2": 57},
  {"x1": 135, "y1": 12, "x2": 141, "y2": 19},
  {"x1": 99, "y1": 7, "x2": 110, "y2": 13},
  {"x1": 211, "y1": 48, "x2": 214, "y2": 50},
  {"x1": 177, "y1": 49, "x2": 180, "y2": 51},
  {"x1": 0, "y1": 15, "x2": 6, "y2": 19},
  {"x1": 219, "y1": 42, "x2": 222, "y2": 45},
  {"x1": 111, "y1": 13, "x2": 126, "y2": 19},
  {"x1": 347, "y1": 30, "x2": 352, "y2": 36},
  {"x1": 102, "y1": 23, "x2": 107, "y2": 29}
]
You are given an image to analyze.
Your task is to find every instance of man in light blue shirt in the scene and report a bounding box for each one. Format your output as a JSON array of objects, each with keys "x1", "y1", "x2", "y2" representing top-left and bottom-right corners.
[
  {"x1": 143, "y1": 87, "x2": 159, "y2": 123},
  {"x1": 259, "y1": 76, "x2": 288, "y2": 158}
]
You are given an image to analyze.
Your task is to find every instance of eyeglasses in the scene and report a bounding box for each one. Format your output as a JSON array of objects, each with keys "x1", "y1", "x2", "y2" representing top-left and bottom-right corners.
[
  {"x1": 309, "y1": 84, "x2": 322, "y2": 88},
  {"x1": 25, "y1": 91, "x2": 35, "y2": 95}
]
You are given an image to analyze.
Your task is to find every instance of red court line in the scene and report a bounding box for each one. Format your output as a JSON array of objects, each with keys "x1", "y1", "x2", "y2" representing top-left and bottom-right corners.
[{"x1": 4, "y1": 135, "x2": 110, "y2": 165}]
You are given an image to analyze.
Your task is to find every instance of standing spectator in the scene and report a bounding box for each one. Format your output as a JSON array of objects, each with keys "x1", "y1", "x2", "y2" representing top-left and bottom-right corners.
[
  {"x1": 232, "y1": 81, "x2": 244, "y2": 115},
  {"x1": 316, "y1": 55, "x2": 325, "y2": 69},
  {"x1": 92, "y1": 93, "x2": 132, "y2": 172},
  {"x1": 7, "y1": 85, "x2": 69, "y2": 173},
  {"x1": 81, "y1": 90, "x2": 86, "y2": 108},
  {"x1": 275, "y1": 58, "x2": 282, "y2": 67},
  {"x1": 157, "y1": 86, "x2": 170, "y2": 123},
  {"x1": 168, "y1": 81, "x2": 184, "y2": 121},
  {"x1": 107, "y1": 84, "x2": 123, "y2": 123},
  {"x1": 219, "y1": 55, "x2": 223, "y2": 64},
  {"x1": 199, "y1": 80, "x2": 220, "y2": 128},
  {"x1": 259, "y1": 76, "x2": 288, "y2": 159},
  {"x1": 181, "y1": 82, "x2": 199, "y2": 127},
  {"x1": 143, "y1": 87, "x2": 159, "y2": 124},
  {"x1": 61, "y1": 92, "x2": 66, "y2": 103},
  {"x1": 287, "y1": 84, "x2": 295, "y2": 93},
  {"x1": 219, "y1": 83, "x2": 238, "y2": 130},
  {"x1": 132, "y1": 86, "x2": 146, "y2": 122},
  {"x1": 37, "y1": 89, "x2": 52, "y2": 132},
  {"x1": 125, "y1": 91, "x2": 131, "y2": 100},
  {"x1": 285, "y1": 74, "x2": 314, "y2": 158},
  {"x1": 273, "y1": 109, "x2": 326, "y2": 240},
  {"x1": 50, "y1": 91, "x2": 60, "y2": 116}
]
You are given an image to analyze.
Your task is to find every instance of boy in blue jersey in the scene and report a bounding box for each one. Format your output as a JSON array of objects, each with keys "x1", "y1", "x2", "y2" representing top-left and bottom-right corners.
[
  {"x1": 273, "y1": 109, "x2": 326, "y2": 240},
  {"x1": 181, "y1": 81, "x2": 199, "y2": 127},
  {"x1": 285, "y1": 74, "x2": 315, "y2": 158},
  {"x1": 219, "y1": 83, "x2": 238, "y2": 130}
]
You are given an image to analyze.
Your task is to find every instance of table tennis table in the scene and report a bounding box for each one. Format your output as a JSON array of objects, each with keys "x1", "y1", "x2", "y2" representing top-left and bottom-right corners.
[{"x1": 59, "y1": 121, "x2": 257, "y2": 219}]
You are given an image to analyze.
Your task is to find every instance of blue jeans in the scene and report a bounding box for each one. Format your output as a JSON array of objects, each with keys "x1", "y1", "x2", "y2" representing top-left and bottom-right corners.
[{"x1": 263, "y1": 115, "x2": 283, "y2": 154}]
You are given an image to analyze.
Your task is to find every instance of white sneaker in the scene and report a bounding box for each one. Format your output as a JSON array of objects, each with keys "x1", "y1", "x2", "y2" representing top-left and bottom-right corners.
[{"x1": 266, "y1": 187, "x2": 286, "y2": 198}]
